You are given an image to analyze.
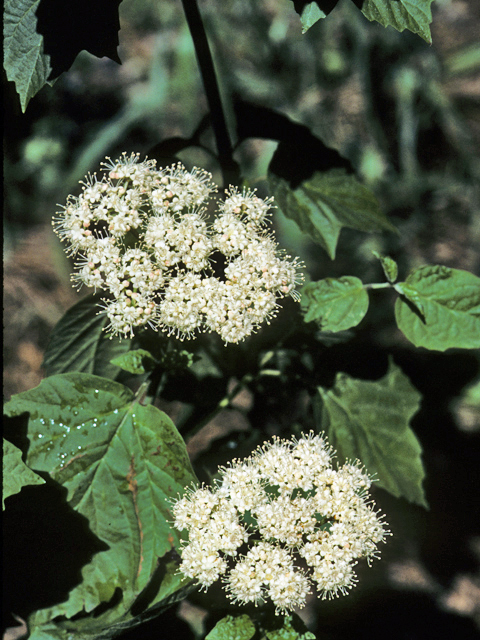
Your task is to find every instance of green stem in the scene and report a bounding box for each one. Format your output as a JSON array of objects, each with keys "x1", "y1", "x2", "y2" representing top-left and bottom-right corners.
[
  {"x1": 364, "y1": 282, "x2": 393, "y2": 290},
  {"x1": 180, "y1": 0, "x2": 238, "y2": 184}
]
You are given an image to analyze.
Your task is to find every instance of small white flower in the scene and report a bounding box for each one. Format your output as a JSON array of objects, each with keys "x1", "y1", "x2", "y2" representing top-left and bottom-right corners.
[
  {"x1": 53, "y1": 155, "x2": 304, "y2": 342},
  {"x1": 172, "y1": 433, "x2": 390, "y2": 614}
]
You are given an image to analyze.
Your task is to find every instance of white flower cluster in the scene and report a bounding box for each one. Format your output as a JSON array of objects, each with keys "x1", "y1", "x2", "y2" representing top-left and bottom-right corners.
[
  {"x1": 53, "y1": 153, "x2": 303, "y2": 343},
  {"x1": 172, "y1": 433, "x2": 390, "y2": 614}
]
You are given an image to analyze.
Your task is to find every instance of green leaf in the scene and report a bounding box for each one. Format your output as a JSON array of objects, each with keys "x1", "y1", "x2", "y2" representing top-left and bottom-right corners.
[
  {"x1": 3, "y1": 438, "x2": 45, "y2": 508},
  {"x1": 110, "y1": 349, "x2": 156, "y2": 375},
  {"x1": 269, "y1": 169, "x2": 396, "y2": 259},
  {"x1": 395, "y1": 266, "x2": 480, "y2": 351},
  {"x1": 4, "y1": 0, "x2": 54, "y2": 111},
  {"x1": 206, "y1": 614, "x2": 256, "y2": 640},
  {"x1": 4, "y1": 373, "x2": 197, "y2": 627},
  {"x1": 360, "y1": 0, "x2": 434, "y2": 44},
  {"x1": 300, "y1": 3, "x2": 327, "y2": 33},
  {"x1": 301, "y1": 276, "x2": 369, "y2": 331},
  {"x1": 373, "y1": 251, "x2": 398, "y2": 283},
  {"x1": 263, "y1": 615, "x2": 316, "y2": 640},
  {"x1": 43, "y1": 294, "x2": 132, "y2": 379},
  {"x1": 394, "y1": 282, "x2": 426, "y2": 320},
  {"x1": 315, "y1": 359, "x2": 427, "y2": 507}
]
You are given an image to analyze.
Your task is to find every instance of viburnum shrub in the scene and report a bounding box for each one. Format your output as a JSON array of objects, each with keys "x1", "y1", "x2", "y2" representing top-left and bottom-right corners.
[{"x1": 3, "y1": 0, "x2": 480, "y2": 639}]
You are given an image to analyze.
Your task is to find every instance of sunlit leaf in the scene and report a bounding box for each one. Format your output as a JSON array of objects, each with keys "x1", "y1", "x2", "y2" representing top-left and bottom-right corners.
[
  {"x1": 373, "y1": 251, "x2": 398, "y2": 284},
  {"x1": 300, "y1": 2, "x2": 327, "y2": 33},
  {"x1": 4, "y1": 0, "x2": 53, "y2": 111},
  {"x1": 360, "y1": 0, "x2": 434, "y2": 44},
  {"x1": 395, "y1": 266, "x2": 480, "y2": 351},
  {"x1": 43, "y1": 294, "x2": 131, "y2": 379},
  {"x1": 394, "y1": 282, "x2": 426, "y2": 320},
  {"x1": 301, "y1": 276, "x2": 369, "y2": 331},
  {"x1": 3, "y1": 439, "x2": 45, "y2": 508},
  {"x1": 206, "y1": 615, "x2": 256, "y2": 640},
  {"x1": 269, "y1": 169, "x2": 396, "y2": 259},
  {"x1": 110, "y1": 349, "x2": 156, "y2": 375},
  {"x1": 4, "y1": 373, "x2": 197, "y2": 626},
  {"x1": 261, "y1": 614, "x2": 316, "y2": 639},
  {"x1": 315, "y1": 359, "x2": 427, "y2": 507}
]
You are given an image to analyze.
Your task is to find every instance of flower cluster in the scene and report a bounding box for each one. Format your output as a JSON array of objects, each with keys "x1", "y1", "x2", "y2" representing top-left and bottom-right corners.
[
  {"x1": 53, "y1": 153, "x2": 303, "y2": 343},
  {"x1": 172, "y1": 433, "x2": 390, "y2": 614}
]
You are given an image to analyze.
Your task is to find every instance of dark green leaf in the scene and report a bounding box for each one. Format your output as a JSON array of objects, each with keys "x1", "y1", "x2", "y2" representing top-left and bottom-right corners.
[
  {"x1": 43, "y1": 294, "x2": 131, "y2": 379},
  {"x1": 110, "y1": 349, "x2": 156, "y2": 375},
  {"x1": 395, "y1": 266, "x2": 480, "y2": 351},
  {"x1": 3, "y1": 438, "x2": 45, "y2": 508},
  {"x1": 360, "y1": 0, "x2": 434, "y2": 44},
  {"x1": 301, "y1": 276, "x2": 369, "y2": 331},
  {"x1": 315, "y1": 359, "x2": 427, "y2": 507},
  {"x1": 206, "y1": 615, "x2": 256, "y2": 640},
  {"x1": 373, "y1": 251, "x2": 398, "y2": 283},
  {"x1": 4, "y1": 0, "x2": 53, "y2": 111},
  {"x1": 269, "y1": 169, "x2": 396, "y2": 259},
  {"x1": 4, "y1": 373, "x2": 196, "y2": 625},
  {"x1": 35, "y1": 0, "x2": 122, "y2": 80}
]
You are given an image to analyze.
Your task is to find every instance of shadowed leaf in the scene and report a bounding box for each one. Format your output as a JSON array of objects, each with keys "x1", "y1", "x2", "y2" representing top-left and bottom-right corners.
[
  {"x1": 315, "y1": 360, "x2": 427, "y2": 507},
  {"x1": 43, "y1": 294, "x2": 131, "y2": 379},
  {"x1": 269, "y1": 167, "x2": 396, "y2": 259}
]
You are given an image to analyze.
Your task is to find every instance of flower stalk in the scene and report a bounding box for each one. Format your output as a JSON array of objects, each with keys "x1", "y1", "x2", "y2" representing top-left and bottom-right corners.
[{"x1": 180, "y1": 0, "x2": 239, "y2": 185}]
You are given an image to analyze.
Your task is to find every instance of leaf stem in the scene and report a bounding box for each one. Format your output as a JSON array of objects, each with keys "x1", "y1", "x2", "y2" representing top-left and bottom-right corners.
[
  {"x1": 364, "y1": 282, "x2": 393, "y2": 290},
  {"x1": 180, "y1": 0, "x2": 238, "y2": 184}
]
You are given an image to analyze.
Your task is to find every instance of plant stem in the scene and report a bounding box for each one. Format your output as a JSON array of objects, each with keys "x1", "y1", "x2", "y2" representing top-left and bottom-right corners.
[
  {"x1": 364, "y1": 282, "x2": 393, "y2": 290},
  {"x1": 180, "y1": 0, "x2": 238, "y2": 184}
]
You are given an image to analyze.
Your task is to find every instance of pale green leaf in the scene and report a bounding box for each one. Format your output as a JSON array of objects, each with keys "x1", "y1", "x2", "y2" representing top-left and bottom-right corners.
[
  {"x1": 206, "y1": 615, "x2": 256, "y2": 640},
  {"x1": 43, "y1": 294, "x2": 131, "y2": 379},
  {"x1": 373, "y1": 251, "x2": 398, "y2": 283},
  {"x1": 4, "y1": 0, "x2": 53, "y2": 111},
  {"x1": 4, "y1": 373, "x2": 197, "y2": 624},
  {"x1": 110, "y1": 349, "x2": 156, "y2": 375},
  {"x1": 301, "y1": 276, "x2": 369, "y2": 331},
  {"x1": 3, "y1": 439, "x2": 45, "y2": 508},
  {"x1": 300, "y1": 3, "x2": 327, "y2": 33},
  {"x1": 360, "y1": 0, "x2": 434, "y2": 44},
  {"x1": 269, "y1": 169, "x2": 396, "y2": 259},
  {"x1": 395, "y1": 266, "x2": 480, "y2": 351},
  {"x1": 315, "y1": 359, "x2": 427, "y2": 506}
]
